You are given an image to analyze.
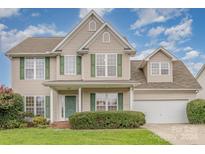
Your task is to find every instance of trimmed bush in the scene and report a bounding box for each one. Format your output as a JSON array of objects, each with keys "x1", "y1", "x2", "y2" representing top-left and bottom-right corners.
[
  {"x1": 186, "y1": 99, "x2": 205, "y2": 124},
  {"x1": 0, "y1": 86, "x2": 24, "y2": 129},
  {"x1": 32, "y1": 116, "x2": 48, "y2": 127},
  {"x1": 69, "y1": 111, "x2": 145, "y2": 129}
]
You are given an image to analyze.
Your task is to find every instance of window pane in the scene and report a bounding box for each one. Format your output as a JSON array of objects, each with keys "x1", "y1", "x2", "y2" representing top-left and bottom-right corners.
[
  {"x1": 65, "y1": 56, "x2": 76, "y2": 75},
  {"x1": 96, "y1": 55, "x2": 105, "y2": 65},
  {"x1": 107, "y1": 93, "x2": 117, "y2": 111},
  {"x1": 151, "y1": 63, "x2": 159, "y2": 75},
  {"x1": 26, "y1": 96, "x2": 34, "y2": 114},
  {"x1": 36, "y1": 96, "x2": 45, "y2": 116},
  {"x1": 96, "y1": 66, "x2": 106, "y2": 76},
  {"x1": 25, "y1": 58, "x2": 34, "y2": 79},
  {"x1": 89, "y1": 20, "x2": 96, "y2": 31},
  {"x1": 107, "y1": 54, "x2": 116, "y2": 66},
  {"x1": 96, "y1": 93, "x2": 106, "y2": 111},
  {"x1": 36, "y1": 58, "x2": 45, "y2": 80},
  {"x1": 161, "y1": 63, "x2": 169, "y2": 75},
  {"x1": 108, "y1": 66, "x2": 116, "y2": 76}
]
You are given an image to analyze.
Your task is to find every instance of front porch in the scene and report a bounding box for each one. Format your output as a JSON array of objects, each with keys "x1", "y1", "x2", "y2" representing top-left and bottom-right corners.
[{"x1": 44, "y1": 80, "x2": 136, "y2": 123}]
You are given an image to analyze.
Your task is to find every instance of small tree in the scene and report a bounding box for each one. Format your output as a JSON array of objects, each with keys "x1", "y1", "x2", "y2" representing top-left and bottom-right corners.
[{"x1": 0, "y1": 85, "x2": 24, "y2": 129}]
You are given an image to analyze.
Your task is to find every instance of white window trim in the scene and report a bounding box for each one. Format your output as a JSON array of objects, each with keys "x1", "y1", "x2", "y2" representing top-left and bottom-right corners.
[
  {"x1": 95, "y1": 53, "x2": 117, "y2": 77},
  {"x1": 102, "y1": 32, "x2": 110, "y2": 43},
  {"x1": 95, "y1": 93, "x2": 118, "y2": 111},
  {"x1": 150, "y1": 62, "x2": 170, "y2": 76},
  {"x1": 24, "y1": 58, "x2": 45, "y2": 80},
  {"x1": 64, "y1": 55, "x2": 76, "y2": 75},
  {"x1": 24, "y1": 95, "x2": 46, "y2": 117},
  {"x1": 89, "y1": 20, "x2": 96, "y2": 32}
]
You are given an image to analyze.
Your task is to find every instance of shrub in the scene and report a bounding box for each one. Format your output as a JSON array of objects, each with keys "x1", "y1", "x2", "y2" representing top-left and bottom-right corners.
[
  {"x1": 187, "y1": 99, "x2": 205, "y2": 124},
  {"x1": 0, "y1": 86, "x2": 24, "y2": 129},
  {"x1": 69, "y1": 111, "x2": 145, "y2": 129},
  {"x1": 32, "y1": 116, "x2": 48, "y2": 127}
]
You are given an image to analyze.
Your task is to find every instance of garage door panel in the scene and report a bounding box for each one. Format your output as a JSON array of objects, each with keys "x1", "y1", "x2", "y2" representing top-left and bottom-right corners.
[{"x1": 133, "y1": 100, "x2": 188, "y2": 123}]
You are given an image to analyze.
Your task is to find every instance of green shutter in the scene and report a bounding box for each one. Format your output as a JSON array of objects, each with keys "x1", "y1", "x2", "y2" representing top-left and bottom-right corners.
[
  {"x1": 91, "y1": 54, "x2": 95, "y2": 77},
  {"x1": 45, "y1": 96, "x2": 50, "y2": 119},
  {"x1": 117, "y1": 54, "x2": 122, "y2": 77},
  {"x1": 90, "y1": 93, "x2": 96, "y2": 111},
  {"x1": 76, "y1": 56, "x2": 82, "y2": 75},
  {"x1": 118, "y1": 93, "x2": 123, "y2": 111},
  {"x1": 20, "y1": 57, "x2": 24, "y2": 80},
  {"x1": 45, "y1": 57, "x2": 50, "y2": 80},
  {"x1": 60, "y1": 56, "x2": 64, "y2": 75}
]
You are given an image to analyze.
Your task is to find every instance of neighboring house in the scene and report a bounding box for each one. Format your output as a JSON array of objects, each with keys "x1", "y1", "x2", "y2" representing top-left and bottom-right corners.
[
  {"x1": 6, "y1": 10, "x2": 201, "y2": 123},
  {"x1": 196, "y1": 64, "x2": 205, "y2": 98}
]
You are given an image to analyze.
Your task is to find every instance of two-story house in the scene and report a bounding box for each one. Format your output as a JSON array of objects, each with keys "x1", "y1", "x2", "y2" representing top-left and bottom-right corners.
[{"x1": 6, "y1": 10, "x2": 201, "y2": 123}]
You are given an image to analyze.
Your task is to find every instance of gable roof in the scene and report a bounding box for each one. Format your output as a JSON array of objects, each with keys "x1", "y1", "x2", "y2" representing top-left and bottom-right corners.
[
  {"x1": 6, "y1": 37, "x2": 64, "y2": 56},
  {"x1": 131, "y1": 60, "x2": 201, "y2": 90},
  {"x1": 139, "y1": 47, "x2": 178, "y2": 68},
  {"x1": 78, "y1": 23, "x2": 136, "y2": 54},
  {"x1": 196, "y1": 64, "x2": 205, "y2": 79},
  {"x1": 51, "y1": 10, "x2": 105, "y2": 52},
  {"x1": 144, "y1": 47, "x2": 178, "y2": 61}
]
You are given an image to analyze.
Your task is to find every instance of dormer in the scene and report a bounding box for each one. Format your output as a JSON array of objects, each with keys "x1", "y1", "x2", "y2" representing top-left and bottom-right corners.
[{"x1": 139, "y1": 47, "x2": 177, "y2": 83}]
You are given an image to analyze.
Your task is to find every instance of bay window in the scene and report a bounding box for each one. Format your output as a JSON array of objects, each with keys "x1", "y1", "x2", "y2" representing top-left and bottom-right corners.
[
  {"x1": 96, "y1": 54, "x2": 117, "y2": 77},
  {"x1": 25, "y1": 58, "x2": 45, "y2": 80},
  {"x1": 96, "y1": 93, "x2": 118, "y2": 111}
]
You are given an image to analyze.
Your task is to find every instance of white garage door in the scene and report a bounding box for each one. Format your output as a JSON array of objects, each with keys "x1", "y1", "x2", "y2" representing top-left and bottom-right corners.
[{"x1": 133, "y1": 100, "x2": 189, "y2": 123}]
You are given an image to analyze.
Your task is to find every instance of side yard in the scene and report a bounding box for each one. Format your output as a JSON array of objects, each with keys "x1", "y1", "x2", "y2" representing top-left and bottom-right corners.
[{"x1": 0, "y1": 128, "x2": 170, "y2": 145}]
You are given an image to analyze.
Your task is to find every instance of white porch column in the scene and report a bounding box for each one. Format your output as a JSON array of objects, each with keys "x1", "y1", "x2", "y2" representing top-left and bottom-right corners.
[
  {"x1": 78, "y1": 88, "x2": 82, "y2": 112},
  {"x1": 130, "y1": 87, "x2": 134, "y2": 110},
  {"x1": 50, "y1": 89, "x2": 54, "y2": 123}
]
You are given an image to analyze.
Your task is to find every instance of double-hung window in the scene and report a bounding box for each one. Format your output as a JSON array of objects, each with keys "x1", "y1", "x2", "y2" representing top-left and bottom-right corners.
[
  {"x1": 96, "y1": 93, "x2": 118, "y2": 111},
  {"x1": 151, "y1": 62, "x2": 170, "y2": 75},
  {"x1": 25, "y1": 96, "x2": 45, "y2": 116},
  {"x1": 25, "y1": 58, "x2": 45, "y2": 80},
  {"x1": 64, "y1": 55, "x2": 76, "y2": 75},
  {"x1": 96, "y1": 54, "x2": 117, "y2": 77}
]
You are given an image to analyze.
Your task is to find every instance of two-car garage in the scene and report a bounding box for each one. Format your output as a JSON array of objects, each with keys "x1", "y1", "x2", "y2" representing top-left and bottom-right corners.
[{"x1": 132, "y1": 100, "x2": 189, "y2": 123}]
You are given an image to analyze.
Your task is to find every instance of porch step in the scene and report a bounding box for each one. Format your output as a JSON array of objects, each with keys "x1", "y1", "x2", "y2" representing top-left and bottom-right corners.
[{"x1": 51, "y1": 121, "x2": 70, "y2": 129}]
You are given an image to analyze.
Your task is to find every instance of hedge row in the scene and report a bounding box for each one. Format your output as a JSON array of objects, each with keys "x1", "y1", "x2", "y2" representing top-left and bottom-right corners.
[
  {"x1": 186, "y1": 99, "x2": 205, "y2": 124},
  {"x1": 69, "y1": 111, "x2": 145, "y2": 129}
]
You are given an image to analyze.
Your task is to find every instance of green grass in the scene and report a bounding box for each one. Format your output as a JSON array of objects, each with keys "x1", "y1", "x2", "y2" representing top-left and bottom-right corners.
[{"x1": 0, "y1": 128, "x2": 170, "y2": 145}]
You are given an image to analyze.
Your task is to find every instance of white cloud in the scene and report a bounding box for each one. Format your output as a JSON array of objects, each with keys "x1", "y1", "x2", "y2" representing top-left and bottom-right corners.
[
  {"x1": 79, "y1": 8, "x2": 114, "y2": 18},
  {"x1": 0, "y1": 23, "x2": 66, "y2": 52},
  {"x1": 182, "y1": 50, "x2": 200, "y2": 60},
  {"x1": 0, "y1": 8, "x2": 20, "y2": 19},
  {"x1": 131, "y1": 48, "x2": 154, "y2": 60},
  {"x1": 131, "y1": 9, "x2": 186, "y2": 30},
  {"x1": 0, "y1": 24, "x2": 7, "y2": 31},
  {"x1": 130, "y1": 42, "x2": 137, "y2": 48},
  {"x1": 148, "y1": 26, "x2": 165, "y2": 37},
  {"x1": 184, "y1": 46, "x2": 193, "y2": 51},
  {"x1": 164, "y1": 18, "x2": 192, "y2": 42},
  {"x1": 31, "y1": 12, "x2": 40, "y2": 17},
  {"x1": 186, "y1": 62, "x2": 203, "y2": 75}
]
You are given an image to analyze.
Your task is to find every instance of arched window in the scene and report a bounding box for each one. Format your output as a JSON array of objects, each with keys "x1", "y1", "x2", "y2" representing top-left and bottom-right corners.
[
  {"x1": 89, "y1": 20, "x2": 96, "y2": 31},
  {"x1": 102, "y1": 32, "x2": 110, "y2": 43}
]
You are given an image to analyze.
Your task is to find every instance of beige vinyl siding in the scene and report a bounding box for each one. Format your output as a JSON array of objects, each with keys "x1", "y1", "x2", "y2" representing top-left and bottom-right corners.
[
  {"x1": 11, "y1": 57, "x2": 56, "y2": 96},
  {"x1": 134, "y1": 90, "x2": 196, "y2": 101},
  {"x1": 59, "y1": 16, "x2": 103, "y2": 52},
  {"x1": 147, "y1": 51, "x2": 173, "y2": 83},
  {"x1": 197, "y1": 70, "x2": 205, "y2": 99},
  {"x1": 81, "y1": 88, "x2": 130, "y2": 111}
]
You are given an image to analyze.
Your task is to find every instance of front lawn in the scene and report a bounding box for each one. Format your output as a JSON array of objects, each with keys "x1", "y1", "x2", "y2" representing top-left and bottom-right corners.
[{"x1": 0, "y1": 128, "x2": 170, "y2": 145}]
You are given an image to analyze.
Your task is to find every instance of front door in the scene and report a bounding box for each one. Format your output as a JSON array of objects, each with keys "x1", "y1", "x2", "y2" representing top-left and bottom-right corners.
[{"x1": 65, "y1": 96, "x2": 76, "y2": 118}]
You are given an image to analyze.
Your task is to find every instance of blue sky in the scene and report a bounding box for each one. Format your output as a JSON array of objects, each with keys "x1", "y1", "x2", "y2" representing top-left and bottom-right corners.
[{"x1": 0, "y1": 8, "x2": 205, "y2": 87}]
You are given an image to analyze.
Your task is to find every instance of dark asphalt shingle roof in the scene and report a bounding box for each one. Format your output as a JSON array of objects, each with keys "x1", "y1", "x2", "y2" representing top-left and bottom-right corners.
[
  {"x1": 6, "y1": 37, "x2": 64, "y2": 54},
  {"x1": 131, "y1": 60, "x2": 201, "y2": 89}
]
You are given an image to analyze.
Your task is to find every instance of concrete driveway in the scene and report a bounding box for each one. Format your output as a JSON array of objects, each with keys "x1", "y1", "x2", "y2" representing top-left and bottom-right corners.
[{"x1": 144, "y1": 124, "x2": 205, "y2": 145}]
